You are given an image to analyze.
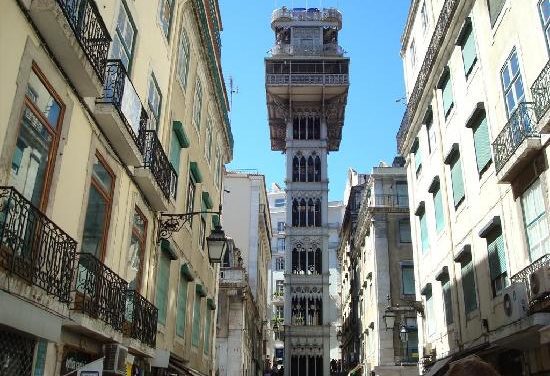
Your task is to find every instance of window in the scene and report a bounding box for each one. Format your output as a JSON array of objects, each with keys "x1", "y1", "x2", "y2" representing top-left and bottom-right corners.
[
  {"x1": 403, "y1": 318, "x2": 419, "y2": 362},
  {"x1": 292, "y1": 198, "x2": 321, "y2": 227},
  {"x1": 432, "y1": 182, "x2": 445, "y2": 233},
  {"x1": 277, "y1": 222, "x2": 285, "y2": 232},
  {"x1": 396, "y1": 181, "x2": 409, "y2": 207},
  {"x1": 186, "y1": 174, "x2": 196, "y2": 219},
  {"x1": 401, "y1": 264, "x2": 415, "y2": 296},
  {"x1": 11, "y1": 68, "x2": 63, "y2": 209},
  {"x1": 82, "y1": 154, "x2": 115, "y2": 259},
  {"x1": 275, "y1": 257, "x2": 285, "y2": 271},
  {"x1": 501, "y1": 49, "x2": 525, "y2": 116},
  {"x1": 176, "y1": 275, "x2": 189, "y2": 337},
  {"x1": 521, "y1": 179, "x2": 550, "y2": 261},
  {"x1": 127, "y1": 208, "x2": 147, "y2": 291},
  {"x1": 412, "y1": 138, "x2": 422, "y2": 176},
  {"x1": 486, "y1": 228, "x2": 508, "y2": 296},
  {"x1": 425, "y1": 112, "x2": 436, "y2": 154},
  {"x1": 488, "y1": 0, "x2": 506, "y2": 27},
  {"x1": 448, "y1": 151, "x2": 465, "y2": 208},
  {"x1": 274, "y1": 198, "x2": 285, "y2": 207},
  {"x1": 156, "y1": 249, "x2": 171, "y2": 325},
  {"x1": 399, "y1": 219, "x2": 412, "y2": 243},
  {"x1": 159, "y1": 0, "x2": 174, "y2": 38},
  {"x1": 459, "y1": 19, "x2": 477, "y2": 77},
  {"x1": 460, "y1": 258, "x2": 478, "y2": 313},
  {"x1": 441, "y1": 278, "x2": 453, "y2": 325},
  {"x1": 409, "y1": 40, "x2": 416, "y2": 70},
  {"x1": 192, "y1": 80, "x2": 203, "y2": 131},
  {"x1": 425, "y1": 288, "x2": 435, "y2": 336},
  {"x1": 292, "y1": 116, "x2": 320, "y2": 140},
  {"x1": 277, "y1": 237, "x2": 285, "y2": 252},
  {"x1": 110, "y1": 2, "x2": 136, "y2": 70},
  {"x1": 439, "y1": 69, "x2": 454, "y2": 118},
  {"x1": 276, "y1": 280, "x2": 284, "y2": 294},
  {"x1": 170, "y1": 128, "x2": 182, "y2": 174},
  {"x1": 292, "y1": 245, "x2": 321, "y2": 275},
  {"x1": 275, "y1": 305, "x2": 284, "y2": 319},
  {"x1": 292, "y1": 154, "x2": 307, "y2": 182},
  {"x1": 178, "y1": 29, "x2": 190, "y2": 88},
  {"x1": 147, "y1": 74, "x2": 162, "y2": 130},
  {"x1": 472, "y1": 114, "x2": 492, "y2": 174},
  {"x1": 205, "y1": 121, "x2": 212, "y2": 163},
  {"x1": 420, "y1": 2, "x2": 429, "y2": 34},
  {"x1": 204, "y1": 305, "x2": 213, "y2": 354},
  {"x1": 419, "y1": 208, "x2": 429, "y2": 253},
  {"x1": 192, "y1": 287, "x2": 203, "y2": 347}
]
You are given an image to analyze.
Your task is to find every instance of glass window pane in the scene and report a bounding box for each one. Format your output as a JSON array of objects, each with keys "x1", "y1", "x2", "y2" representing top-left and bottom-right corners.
[
  {"x1": 92, "y1": 156, "x2": 113, "y2": 193},
  {"x1": 81, "y1": 185, "x2": 108, "y2": 257},
  {"x1": 402, "y1": 266, "x2": 415, "y2": 295},
  {"x1": 502, "y1": 65, "x2": 511, "y2": 90},
  {"x1": 510, "y1": 51, "x2": 519, "y2": 76},
  {"x1": 541, "y1": 0, "x2": 550, "y2": 23},
  {"x1": 27, "y1": 71, "x2": 61, "y2": 128},
  {"x1": 127, "y1": 233, "x2": 142, "y2": 290},
  {"x1": 514, "y1": 75, "x2": 525, "y2": 102}
]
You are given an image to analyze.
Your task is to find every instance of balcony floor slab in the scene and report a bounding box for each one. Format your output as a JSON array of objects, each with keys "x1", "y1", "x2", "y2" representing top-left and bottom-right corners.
[
  {"x1": 134, "y1": 168, "x2": 173, "y2": 212},
  {"x1": 496, "y1": 137, "x2": 542, "y2": 183}
]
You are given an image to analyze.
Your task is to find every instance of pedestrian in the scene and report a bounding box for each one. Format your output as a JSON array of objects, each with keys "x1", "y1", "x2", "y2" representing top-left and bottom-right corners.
[{"x1": 445, "y1": 355, "x2": 501, "y2": 376}]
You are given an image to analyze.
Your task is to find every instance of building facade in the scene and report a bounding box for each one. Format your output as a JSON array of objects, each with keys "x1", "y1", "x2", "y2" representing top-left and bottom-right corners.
[
  {"x1": 354, "y1": 160, "x2": 419, "y2": 376},
  {"x1": 267, "y1": 184, "x2": 345, "y2": 373},
  {"x1": 398, "y1": 0, "x2": 550, "y2": 374},
  {"x1": 265, "y1": 6, "x2": 350, "y2": 375},
  {"x1": 217, "y1": 172, "x2": 272, "y2": 376},
  {"x1": 0, "y1": 0, "x2": 232, "y2": 375}
]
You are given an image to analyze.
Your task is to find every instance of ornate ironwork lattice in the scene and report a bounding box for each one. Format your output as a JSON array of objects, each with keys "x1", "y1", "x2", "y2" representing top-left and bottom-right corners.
[
  {"x1": 141, "y1": 130, "x2": 178, "y2": 200},
  {"x1": 0, "y1": 329, "x2": 36, "y2": 376},
  {"x1": 124, "y1": 290, "x2": 158, "y2": 348}
]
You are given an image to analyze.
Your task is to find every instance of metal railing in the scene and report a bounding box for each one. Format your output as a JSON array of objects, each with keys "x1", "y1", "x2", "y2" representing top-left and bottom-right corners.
[
  {"x1": 511, "y1": 254, "x2": 550, "y2": 283},
  {"x1": 0, "y1": 186, "x2": 77, "y2": 303},
  {"x1": 396, "y1": 0, "x2": 462, "y2": 154},
  {"x1": 271, "y1": 43, "x2": 343, "y2": 57},
  {"x1": 124, "y1": 290, "x2": 158, "y2": 347},
  {"x1": 97, "y1": 60, "x2": 148, "y2": 148},
  {"x1": 72, "y1": 252, "x2": 127, "y2": 330},
  {"x1": 492, "y1": 103, "x2": 540, "y2": 173},
  {"x1": 370, "y1": 194, "x2": 409, "y2": 209},
  {"x1": 141, "y1": 130, "x2": 178, "y2": 200},
  {"x1": 56, "y1": 0, "x2": 111, "y2": 82},
  {"x1": 531, "y1": 59, "x2": 550, "y2": 122},
  {"x1": 271, "y1": 7, "x2": 342, "y2": 26},
  {"x1": 266, "y1": 73, "x2": 348, "y2": 86}
]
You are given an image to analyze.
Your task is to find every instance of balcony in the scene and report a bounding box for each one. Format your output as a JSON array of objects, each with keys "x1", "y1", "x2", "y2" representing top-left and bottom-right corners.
[
  {"x1": 271, "y1": 7, "x2": 342, "y2": 29},
  {"x1": 531, "y1": 59, "x2": 550, "y2": 134},
  {"x1": 511, "y1": 254, "x2": 550, "y2": 314},
  {"x1": 134, "y1": 130, "x2": 177, "y2": 211},
  {"x1": 124, "y1": 290, "x2": 158, "y2": 348},
  {"x1": 492, "y1": 103, "x2": 542, "y2": 183},
  {"x1": 0, "y1": 186, "x2": 77, "y2": 303},
  {"x1": 369, "y1": 194, "x2": 409, "y2": 212},
  {"x1": 26, "y1": 0, "x2": 111, "y2": 97},
  {"x1": 71, "y1": 252, "x2": 127, "y2": 332},
  {"x1": 271, "y1": 43, "x2": 344, "y2": 57},
  {"x1": 95, "y1": 60, "x2": 147, "y2": 167},
  {"x1": 266, "y1": 73, "x2": 349, "y2": 86}
]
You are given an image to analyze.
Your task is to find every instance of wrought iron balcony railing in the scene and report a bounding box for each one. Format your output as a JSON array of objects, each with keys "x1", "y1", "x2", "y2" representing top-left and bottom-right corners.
[
  {"x1": 56, "y1": 0, "x2": 111, "y2": 82},
  {"x1": 141, "y1": 130, "x2": 178, "y2": 200},
  {"x1": 97, "y1": 60, "x2": 148, "y2": 148},
  {"x1": 492, "y1": 103, "x2": 540, "y2": 173},
  {"x1": 531, "y1": 59, "x2": 550, "y2": 122},
  {"x1": 0, "y1": 186, "x2": 77, "y2": 303},
  {"x1": 72, "y1": 252, "x2": 127, "y2": 330},
  {"x1": 396, "y1": 0, "x2": 461, "y2": 154},
  {"x1": 124, "y1": 290, "x2": 158, "y2": 347},
  {"x1": 370, "y1": 194, "x2": 409, "y2": 209},
  {"x1": 266, "y1": 73, "x2": 349, "y2": 86},
  {"x1": 271, "y1": 7, "x2": 342, "y2": 27},
  {"x1": 271, "y1": 43, "x2": 344, "y2": 57}
]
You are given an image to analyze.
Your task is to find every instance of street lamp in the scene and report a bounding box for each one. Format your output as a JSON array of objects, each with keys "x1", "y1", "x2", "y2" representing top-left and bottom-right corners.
[
  {"x1": 206, "y1": 225, "x2": 227, "y2": 264},
  {"x1": 383, "y1": 310, "x2": 396, "y2": 330},
  {"x1": 399, "y1": 324, "x2": 409, "y2": 343}
]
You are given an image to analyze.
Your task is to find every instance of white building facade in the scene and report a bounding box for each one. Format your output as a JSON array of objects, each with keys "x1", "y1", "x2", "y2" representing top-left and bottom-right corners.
[
  {"x1": 265, "y1": 6, "x2": 349, "y2": 375},
  {"x1": 399, "y1": 0, "x2": 550, "y2": 375}
]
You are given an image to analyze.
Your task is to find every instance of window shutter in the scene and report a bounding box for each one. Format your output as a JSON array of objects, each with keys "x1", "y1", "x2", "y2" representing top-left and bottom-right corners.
[
  {"x1": 204, "y1": 310, "x2": 212, "y2": 354},
  {"x1": 473, "y1": 117, "x2": 491, "y2": 173},
  {"x1": 487, "y1": 232, "x2": 507, "y2": 280},
  {"x1": 442, "y1": 76, "x2": 454, "y2": 116},
  {"x1": 442, "y1": 280, "x2": 453, "y2": 325},
  {"x1": 461, "y1": 261, "x2": 478, "y2": 313},
  {"x1": 176, "y1": 277, "x2": 189, "y2": 337},
  {"x1": 420, "y1": 213, "x2": 429, "y2": 252},
  {"x1": 156, "y1": 251, "x2": 171, "y2": 325},
  {"x1": 462, "y1": 28, "x2": 476, "y2": 75},
  {"x1": 170, "y1": 130, "x2": 181, "y2": 173},
  {"x1": 451, "y1": 158, "x2": 465, "y2": 207},
  {"x1": 413, "y1": 139, "x2": 422, "y2": 173},
  {"x1": 434, "y1": 189, "x2": 444, "y2": 233},
  {"x1": 192, "y1": 288, "x2": 202, "y2": 347}
]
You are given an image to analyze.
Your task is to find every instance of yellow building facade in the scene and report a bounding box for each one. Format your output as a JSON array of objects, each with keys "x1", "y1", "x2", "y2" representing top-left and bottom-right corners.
[{"x1": 0, "y1": 0, "x2": 232, "y2": 375}]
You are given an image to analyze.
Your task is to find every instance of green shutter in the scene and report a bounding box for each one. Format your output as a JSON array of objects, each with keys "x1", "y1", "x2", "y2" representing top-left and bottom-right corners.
[
  {"x1": 413, "y1": 139, "x2": 422, "y2": 174},
  {"x1": 451, "y1": 157, "x2": 465, "y2": 207},
  {"x1": 461, "y1": 261, "x2": 478, "y2": 313},
  {"x1": 33, "y1": 340, "x2": 48, "y2": 376},
  {"x1": 420, "y1": 212, "x2": 429, "y2": 252},
  {"x1": 442, "y1": 280, "x2": 453, "y2": 325},
  {"x1": 192, "y1": 288, "x2": 202, "y2": 347},
  {"x1": 473, "y1": 117, "x2": 492, "y2": 173},
  {"x1": 202, "y1": 191, "x2": 213, "y2": 209},
  {"x1": 442, "y1": 77, "x2": 454, "y2": 116},
  {"x1": 176, "y1": 277, "x2": 189, "y2": 337},
  {"x1": 204, "y1": 309, "x2": 212, "y2": 354},
  {"x1": 170, "y1": 130, "x2": 181, "y2": 174},
  {"x1": 156, "y1": 251, "x2": 171, "y2": 325},
  {"x1": 487, "y1": 231, "x2": 507, "y2": 280},
  {"x1": 462, "y1": 27, "x2": 477, "y2": 75},
  {"x1": 434, "y1": 188, "x2": 444, "y2": 233},
  {"x1": 402, "y1": 266, "x2": 415, "y2": 295},
  {"x1": 190, "y1": 161, "x2": 203, "y2": 183}
]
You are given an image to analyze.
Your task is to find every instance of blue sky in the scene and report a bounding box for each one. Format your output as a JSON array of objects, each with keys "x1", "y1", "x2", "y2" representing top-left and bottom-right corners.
[{"x1": 220, "y1": 0, "x2": 410, "y2": 201}]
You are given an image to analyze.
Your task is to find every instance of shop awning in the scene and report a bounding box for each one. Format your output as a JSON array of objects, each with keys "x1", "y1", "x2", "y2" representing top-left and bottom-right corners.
[{"x1": 423, "y1": 358, "x2": 452, "y2": 376}]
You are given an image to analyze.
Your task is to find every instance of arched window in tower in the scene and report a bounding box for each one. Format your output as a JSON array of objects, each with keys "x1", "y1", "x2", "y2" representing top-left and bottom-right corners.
[
  {"x1": 292, "y1": 199, "x2": 299, "y2": 226},
  {"x1": 292, "y1": 245, "x2": 305, "y2": 274},
  {"x1": 307, "y1": 247, "x2": 316, "y2": 273},
  {"x1": 315, "y1": 248, "x2": 322, "y2": 274},
  {"x1": 292, "y1": 116, "x2": 321, "y2": 140},
  {"x1": 307, "y1": 155, "x2": 315, "y2": 182},
  {"x1": 293, "y1": 117, "x2": 299, "y2": 140},
  {"x1": 292, "y1": 156, "x2": 300, "y2": 182},
  {"x1": 307, "y1": 199, "x2": 315, "y2": 227},
  {"x1": 314, "y1": 199, "x2": 321, "y2": 227},
  {"x1": 299, "y1": 155, "x2": 306, "y2": 182},
  {"x1": 313, "y1": 117, "x2": 321, "y2": 139},
  {"x1": 314, "y1": 155, "x2": 321, "y2": 182},
  {"x1": 299, "y1": 198, "x2": 307, "y2": 226},
  {"x1": 307, "y1": 116, "x2": 314, "y2": 140},
  {"x1": 299, "y1": 117, "x2": 307, "y2": 139}
]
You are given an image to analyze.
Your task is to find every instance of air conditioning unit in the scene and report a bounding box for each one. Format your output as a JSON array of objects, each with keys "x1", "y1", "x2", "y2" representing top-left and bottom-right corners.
[
  {"x1": 528, "y1": 266, "x2": 550, "y2": 300},
  {"x1": 103, "y1": 344, "x2": 128, "y2": 375},
  {"x1": 500, "y1": 282, "x2": 528, "y2": 324}
]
